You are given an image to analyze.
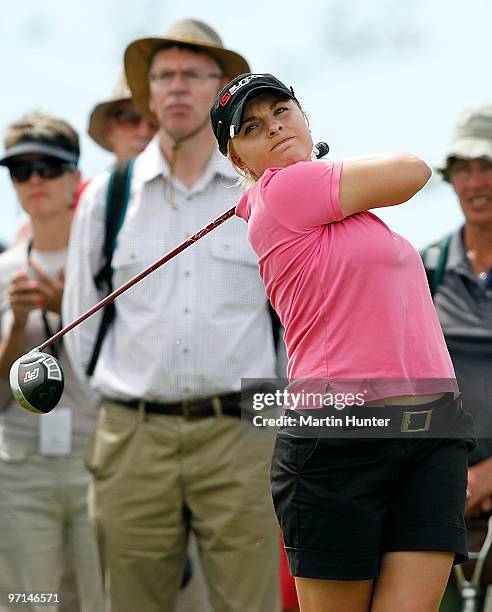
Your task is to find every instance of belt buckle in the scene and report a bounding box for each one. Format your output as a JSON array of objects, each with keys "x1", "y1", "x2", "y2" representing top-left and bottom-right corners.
[{"x1": 401, "y1": 409, "x2": 433, "y2": 433}]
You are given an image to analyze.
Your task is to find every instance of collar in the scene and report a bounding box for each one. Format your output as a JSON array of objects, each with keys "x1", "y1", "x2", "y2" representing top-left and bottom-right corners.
[
  {"x1": 137, "y1": 135, "x2": 238, "y2": 184},
  {"x1": 445, "y1": 224, "x2": 484, "y2": 285},
  {"x1": 445, "y1": 225, "x2": 467, "y2": 271}
]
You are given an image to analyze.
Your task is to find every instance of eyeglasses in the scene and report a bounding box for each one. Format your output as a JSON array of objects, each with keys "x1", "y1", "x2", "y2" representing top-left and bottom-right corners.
[
  {"x1": 109, "y1": 109, "x2": 147, "y2": 127},
  {"x1": 448, "y1": 159, "x2": 492, "y2": 180},
  {"x1": 8, "y1": 158, "x2": 75, "y2": 183},
  {"x1": 148, "y1": 70, "x2": 223, "y2": 88}
]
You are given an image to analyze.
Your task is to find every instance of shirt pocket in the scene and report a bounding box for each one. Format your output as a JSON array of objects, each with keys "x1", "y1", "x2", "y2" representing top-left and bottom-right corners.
[
  {"x1": 206, "y1": 239, "x2": 264, "y2": 305},
  {"x1": 110, "y1": 237, "x2": 168, "y2": 294},
  {"x1": 209, "y1": 239, "x2": 259, "y2": 267}
]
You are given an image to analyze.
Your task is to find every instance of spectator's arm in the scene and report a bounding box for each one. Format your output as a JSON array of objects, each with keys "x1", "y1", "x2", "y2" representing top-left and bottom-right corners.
[{"x1": 465, "y1": 457, "x2": 492, "y2": 518}]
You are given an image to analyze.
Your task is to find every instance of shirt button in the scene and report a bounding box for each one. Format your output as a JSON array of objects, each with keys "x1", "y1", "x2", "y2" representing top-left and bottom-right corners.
[
  {"x1": 183, "y1": 348, "x2": 190, "y2": 354},
  {"x1": 183, "y1": 308, "x2": 190, "y2": 314},
  {"x1": 184, "y1": 271, "x2": 191, "y2": 277},
  {"x1": 175, "y1": 339, "x2": 181, "y2": 345}
]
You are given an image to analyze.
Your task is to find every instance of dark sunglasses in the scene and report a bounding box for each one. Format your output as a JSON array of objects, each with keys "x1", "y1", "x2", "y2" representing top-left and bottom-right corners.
[
  {"x1": 8, "y1": 158, "x2": 75, "y2": 183},
  {"x1": 110, "y1": 109, "x2": 146, "y2": 127}
]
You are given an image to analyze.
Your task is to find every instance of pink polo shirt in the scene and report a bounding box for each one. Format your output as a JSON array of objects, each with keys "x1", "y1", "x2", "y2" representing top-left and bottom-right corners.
[{"x1": 236, "y1": 160, "x2": 457, "y2": 401}]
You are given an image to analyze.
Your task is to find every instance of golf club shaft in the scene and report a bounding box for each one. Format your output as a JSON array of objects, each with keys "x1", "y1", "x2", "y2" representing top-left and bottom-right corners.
[{"x1": 37, "y1": 206, "x2": 236, "y2": 351}]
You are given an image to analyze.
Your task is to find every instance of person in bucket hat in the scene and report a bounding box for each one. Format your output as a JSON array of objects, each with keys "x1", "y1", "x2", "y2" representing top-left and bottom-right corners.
[
  {"x1": 436, "y1": 106, "x2": 492, "y2": 182},
  {"x1": 88, "y1": 71, "x2": 156, "y2": 161},
  {"x1": 63, "y1": 19, "x2": 280, "y2": 612},
  {"x1": 424, "y1": 107, "x2": 492, "y2": 611}
]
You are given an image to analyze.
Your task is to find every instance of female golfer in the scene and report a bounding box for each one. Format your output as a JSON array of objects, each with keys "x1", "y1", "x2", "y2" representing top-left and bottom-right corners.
[{"x1": 211, "y1": 74, "x2": 475, "y2": 612}]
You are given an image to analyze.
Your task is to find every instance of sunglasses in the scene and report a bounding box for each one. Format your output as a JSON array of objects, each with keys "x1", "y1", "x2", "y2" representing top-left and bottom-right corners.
[
  {"x1": 8, "y1": 158, "x2": 75, "y2": 183},
  {"x1": 110, "y1": 109, "x2": 146, "y2": 127}
]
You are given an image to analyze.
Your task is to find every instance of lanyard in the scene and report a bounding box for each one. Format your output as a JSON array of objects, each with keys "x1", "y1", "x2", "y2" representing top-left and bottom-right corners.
[{"x1": 27, "y1": 240, "x2": 62, "y2": 359}]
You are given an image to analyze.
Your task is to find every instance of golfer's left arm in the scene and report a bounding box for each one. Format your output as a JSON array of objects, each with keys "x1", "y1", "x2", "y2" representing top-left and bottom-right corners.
[{"x1": 339, "y1": 153, "x2": 431, "y2": 216}]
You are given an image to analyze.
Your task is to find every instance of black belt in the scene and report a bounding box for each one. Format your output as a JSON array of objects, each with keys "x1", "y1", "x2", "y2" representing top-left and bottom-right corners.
[
  {"x1": 107, "y1": 392, "x2": 243, "y2": 418},
  {"x1": 342, "y1": 392, "x2": 461, "y2": 436},
  {"x1": 285, "y1": 393, "x2": 468, "y2": 438}
]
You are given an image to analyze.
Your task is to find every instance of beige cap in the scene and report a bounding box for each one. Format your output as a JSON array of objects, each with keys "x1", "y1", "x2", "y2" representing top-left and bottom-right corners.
[
  {"x1": 437, "y1": 105, "x2": 492, "y2": 180},
  {"x1": 88, "y1": 71, "x2": 133, "y2": 151},
  {"x1": 124, "y1": 18, "x2": 250, "y2": 126}
]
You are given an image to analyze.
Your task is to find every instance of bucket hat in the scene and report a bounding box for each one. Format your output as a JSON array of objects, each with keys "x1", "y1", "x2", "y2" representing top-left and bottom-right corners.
[
  {"x1": 437, "y1": 105, "x2": 492, "y2": 180},
  {"x1": 88, "y1": 71, "x2": 134, "y2": 151}
]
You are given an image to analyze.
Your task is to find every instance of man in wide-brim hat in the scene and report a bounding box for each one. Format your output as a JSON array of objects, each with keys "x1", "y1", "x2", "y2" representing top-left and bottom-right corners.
[
  {"x1": 124, "y1": 18, "x2": 249, "y2": 128},
  {"x1": 63, "y1": 18, "x2": 281, "y2": 612},
  {"x1": 87, "y1": 71, "x2": 156, "y2": 161}
]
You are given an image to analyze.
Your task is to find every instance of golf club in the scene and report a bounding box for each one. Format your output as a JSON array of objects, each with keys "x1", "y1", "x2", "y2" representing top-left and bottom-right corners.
[{"x1": 10, "y1": 142, "x2": 329, "y2": 413}]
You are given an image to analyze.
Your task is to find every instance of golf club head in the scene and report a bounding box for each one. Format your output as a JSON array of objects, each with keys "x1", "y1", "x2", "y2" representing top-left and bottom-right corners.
[{"x1": 10, "y1": 350, "x2": 64, "y2": 414}]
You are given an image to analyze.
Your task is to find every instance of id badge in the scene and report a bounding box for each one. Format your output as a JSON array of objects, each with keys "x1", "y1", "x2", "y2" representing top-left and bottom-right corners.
[{"x1": 39, "y1": 407, "x2": 72, "y2": 456}]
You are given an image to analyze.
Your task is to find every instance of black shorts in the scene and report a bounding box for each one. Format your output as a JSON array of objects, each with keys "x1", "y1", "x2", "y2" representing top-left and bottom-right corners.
[{"x1": 270, "y1": 395, "x2": 476, "y2": 581}]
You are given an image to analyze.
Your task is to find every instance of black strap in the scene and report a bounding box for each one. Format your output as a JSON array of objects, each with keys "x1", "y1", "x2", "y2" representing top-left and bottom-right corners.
[
  {"x1": 421, "y1": 233, "x2": 451, "y2": 297},
  {"x1": 268, "y1": 301, "x2": 282, "y2": 351},
  {"x1": 86, "y1": 158, "x2": 134, "y2": 376}
]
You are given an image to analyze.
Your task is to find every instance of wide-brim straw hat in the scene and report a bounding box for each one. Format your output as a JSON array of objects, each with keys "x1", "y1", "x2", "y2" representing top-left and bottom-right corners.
[
  {"x1": 88, "y1": 71, "x2": 132, "y2": 151},
  {"x1": 436, "y1": 105, "x2": 492, "y2": 181},
  {"x1": 124, "y1": 18, "x2": 250, "y2": 126}
]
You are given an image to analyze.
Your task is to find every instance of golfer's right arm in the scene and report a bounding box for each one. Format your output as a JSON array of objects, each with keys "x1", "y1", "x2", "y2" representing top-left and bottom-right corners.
[
  {"x1": 62, "y1": 174, "x2": 108, "y2": 384},
  {"x1": 339, "y1": 153, "x2": 431, "y2": 216}
]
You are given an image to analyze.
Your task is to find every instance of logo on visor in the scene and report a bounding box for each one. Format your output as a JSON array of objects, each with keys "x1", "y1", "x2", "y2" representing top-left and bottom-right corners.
[
  {"x1": 228, "y1": 74, "x2": 263, "y2": 97},
  {"x1": 220, "y1": 93, "x2": 231, "y2": 106}
]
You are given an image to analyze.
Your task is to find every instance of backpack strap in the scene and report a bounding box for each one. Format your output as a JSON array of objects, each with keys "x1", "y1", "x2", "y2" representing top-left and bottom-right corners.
[
  {"x1": 421, "y1": 233, "x2": 451, "y2": 297},
  {"x1": 86, "y1": 158, "x2": 135, "y2": 376}
]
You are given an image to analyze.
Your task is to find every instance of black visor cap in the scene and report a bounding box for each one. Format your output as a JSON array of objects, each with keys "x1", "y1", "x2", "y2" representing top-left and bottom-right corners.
[{"x1": 211, "y1": 73, "x2": 297, "y2": 155}]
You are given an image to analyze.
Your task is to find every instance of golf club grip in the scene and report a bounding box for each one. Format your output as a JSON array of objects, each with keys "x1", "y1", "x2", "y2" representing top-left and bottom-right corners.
[
  {"x1": 314, "y1": 142, "x2": 329, "y2": 159},
  {"x1": 38, "y1": 206, "x2": 237, "y2": 351}
]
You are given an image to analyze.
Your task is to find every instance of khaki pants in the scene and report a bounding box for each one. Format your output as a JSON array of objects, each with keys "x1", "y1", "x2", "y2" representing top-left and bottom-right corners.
[
  {"x1": 0, "y1": 451, "x2": 104, "y2": 612},
  {"x1": 86, "y1": 401, "x2": 280, "y2": 612}
]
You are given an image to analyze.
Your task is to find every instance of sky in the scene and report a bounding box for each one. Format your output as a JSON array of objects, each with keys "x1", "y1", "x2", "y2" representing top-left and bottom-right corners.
[{"x1": 0, "y1": 0, "x2": 490, "y2": 248}]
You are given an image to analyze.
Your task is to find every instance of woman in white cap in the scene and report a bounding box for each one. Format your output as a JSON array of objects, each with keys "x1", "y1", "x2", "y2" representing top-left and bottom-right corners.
[{"x1": 211, "y1": 74, "x2": 475, "y2": 612}]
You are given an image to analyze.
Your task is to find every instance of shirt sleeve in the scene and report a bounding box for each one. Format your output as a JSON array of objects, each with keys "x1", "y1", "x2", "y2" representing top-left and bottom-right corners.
[
  {"x1": 62, "y1": 172, "x2": 109, "y2": 385},
  {"x1": 261, "y1": 160, "x2": 345, "y2": 231}
]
